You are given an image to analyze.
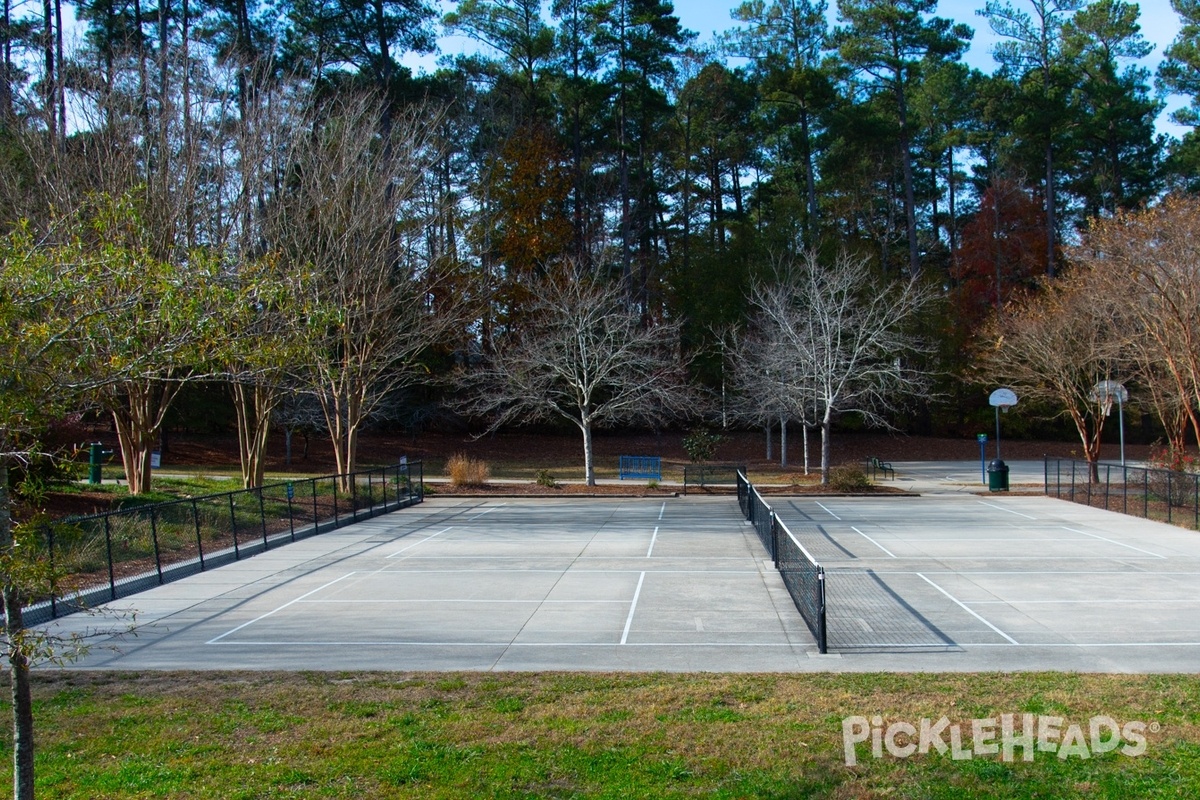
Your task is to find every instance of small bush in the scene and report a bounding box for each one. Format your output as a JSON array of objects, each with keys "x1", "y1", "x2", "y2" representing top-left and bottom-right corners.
[
  {"x1": 683, "y1": 428, "x2": 723, "y2": 463},
  {"x1": 447, "y1": 454, "x2": 490, "y2": 487},
  {"x1": 1146, "y1": 447, "x2": 1198, "y2": 508},
  {"x1": 647, "y1": 479, "x2": 659, "y2": 490},
  {"x1": 828, "y1": 463, "x2": 870, "y2": 492},
  {"x1": 536, "y1": 470, "x2": 558, "y2": 488}
]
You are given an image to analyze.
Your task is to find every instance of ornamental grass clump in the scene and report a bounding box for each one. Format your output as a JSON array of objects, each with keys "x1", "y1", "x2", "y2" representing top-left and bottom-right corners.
[{"x1": 447, "y1": 453, "x2": 490, "y2": 487}]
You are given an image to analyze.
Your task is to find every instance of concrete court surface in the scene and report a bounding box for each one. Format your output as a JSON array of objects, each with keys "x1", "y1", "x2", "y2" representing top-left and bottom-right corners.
[{"x1": 39, "y1": 472, "x2": 1200, "y2": 673}]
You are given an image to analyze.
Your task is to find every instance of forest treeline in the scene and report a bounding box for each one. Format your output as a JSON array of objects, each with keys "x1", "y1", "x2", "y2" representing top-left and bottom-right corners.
[{"x1": 3, "y1": 0, "x2": 1200, "y2": 442}]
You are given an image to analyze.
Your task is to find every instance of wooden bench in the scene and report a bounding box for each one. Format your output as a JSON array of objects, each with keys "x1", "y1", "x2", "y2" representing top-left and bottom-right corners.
[{"x1": 867, "y1": 456, "x2": 895, "y2": 480}]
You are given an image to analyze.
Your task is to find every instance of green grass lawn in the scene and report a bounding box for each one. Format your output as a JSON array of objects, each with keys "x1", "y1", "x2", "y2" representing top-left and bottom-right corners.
[{"x1": 6, "y1": 671, "x2": 1200, "y2": 799}]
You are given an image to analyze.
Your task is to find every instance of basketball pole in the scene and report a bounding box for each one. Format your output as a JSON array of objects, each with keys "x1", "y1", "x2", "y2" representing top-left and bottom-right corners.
[{"x1": 995, "y1": 405, "x2": 1001, "y2": 461}]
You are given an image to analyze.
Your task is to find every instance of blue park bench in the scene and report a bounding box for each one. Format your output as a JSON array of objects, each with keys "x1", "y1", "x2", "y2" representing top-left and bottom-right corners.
[{"x1": 619, "y1": 455, "x2": 662, "y2": 480}]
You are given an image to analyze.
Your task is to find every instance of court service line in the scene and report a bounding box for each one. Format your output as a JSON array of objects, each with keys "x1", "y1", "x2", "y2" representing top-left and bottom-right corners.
[
  {"x1": 386, "y1": 527, "x2": 454, "y2": 558},
  {"x1": 1061, "y1": 527, "x2": 1166, "y2": 558},
  {"x1": 916, "y1": 572, "x2": 1020, "y2": 645},
  {"x1": 815, "y1": 501, "x2": 841, "y2": 520},
  {"x1": 207, "y1": 572, "x2": 358, "y2": 644},
  {"x1": 620, "y1": 572, "x2": 646, "y2": 644},
  {"x1": 647, "y1": 526, "x2": 659, "y2": 557},
  {"x1": 977, "y1": 501, "x2": 1038, "y2": 519},
  {"x1": 469, "y1": 503, "x2": 508, "y2": 520},
  {"x1": 851, "y1": 526, "x2": 896, "y2": 558}
]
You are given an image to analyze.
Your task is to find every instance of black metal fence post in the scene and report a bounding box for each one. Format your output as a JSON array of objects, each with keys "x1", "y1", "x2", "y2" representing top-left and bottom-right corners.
[
  {"x1": 259, "y1": 489, "x2": 269, "y2": 551},
  {"x1": 150, "y1": 509, "x2": 163, "y2": 585},
  {"x1": 229, "y1": 494, "x2": 240, "y2": 559},
  {"x1": 311, "y1": 478, "x2": 319, "y2": 530},
  {"x1": 1168, "y1": 472, "x2": 1174, "y2": 525},
  {"x1": 286, "y1": 486, "x2": 296, "y2": 542},
  {"x1": 46, "y1": 525, "x2": 57, "y2": 619},
  {"x1": 193, "y1": 499, "x2": 205, "y2": 571},
  {"x1": 104, "y1": 514, "x2": 116, "y2": 601}
]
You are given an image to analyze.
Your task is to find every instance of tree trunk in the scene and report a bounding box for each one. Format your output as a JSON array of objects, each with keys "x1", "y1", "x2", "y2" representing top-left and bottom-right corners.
[
  {"x1": 1045, "y1": 140, "x2": 1056, "y2": 278},
  {"x1": 779, "y1": 415, "x2": 788, "y2": 468},
  {"x1": 802, "y1": 424, "x2": 809, "y2": 476},
  {"x1": 895, "y1": 80, "x2": 920, "y2": 278},
  {"x1": 233, "y1": 382, "x2": 278, "y2": 489},
  {"x1": 1, "y1": 464, "x2": 35, "y2": 800},
  {"x1": 820, "y1": 413, "x2": 832, "y2": 485},
  {"x1": 109, "y1": 381, "x2": 178, "y2": 495},
  {"x1": 581, "y1": 417, "x2": 595, "y2": 486}
]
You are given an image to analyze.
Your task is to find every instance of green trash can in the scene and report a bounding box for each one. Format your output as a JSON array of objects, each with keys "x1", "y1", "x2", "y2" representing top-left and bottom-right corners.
[{"x1": 987, "y1": 459, "x2": 1010, "y2": 492}]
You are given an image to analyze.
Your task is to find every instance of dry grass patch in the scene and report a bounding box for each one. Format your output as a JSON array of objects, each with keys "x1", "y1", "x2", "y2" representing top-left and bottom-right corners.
[{"x1": 446, "y1": 452, "x2": 490, "y2": 487}]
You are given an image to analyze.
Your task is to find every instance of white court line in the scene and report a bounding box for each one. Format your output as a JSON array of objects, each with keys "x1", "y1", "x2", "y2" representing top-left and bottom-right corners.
[
  {"x1": 620, "y1": 572, "x2": 646, "y2": 644},
  {"x1": 977, "y1": 501, "x2": 1038, "y2": 519},
  {"x1": 207, "y1": 573, "x2": 358, "y2": 644},
  {"x1": 386, "y1": 527, "x2": 454, "y2": 558},
  {"x1": 1062, "y1": 527, "x2": 1166, "y2": 558},
  {"x1": 917, "y1": 573, "x2": 1020, "y2": 645},
  {"x1": 815, "y1": 501, "x2": 841, "y2": 520},
  {"x1": 211, "y1": 640, "x2": 805, "y2": 648},
  {"x1": 851, "y1": 526, "x2": 896, "y2": 558},
  {"x1": 647, "y1": 526, "x2": 659, "y2": 557},
  {"x1": 469, "y1": 503, "x2": 507, "y2": 520},
  {"x1": 971, "y1": 599, "x2": 1189, "y2": 605},
  {"x1": 659, "y1": 502, "x2": 666, "y2": 520},
  {"x1": 318, "y1": 599, "x2": 630, "y2": 604}
]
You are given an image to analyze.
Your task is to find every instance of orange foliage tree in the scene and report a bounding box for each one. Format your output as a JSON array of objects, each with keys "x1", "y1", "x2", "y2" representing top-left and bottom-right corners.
[{"x1": 488, "y1": 123, "x2": 574, "y2": 335}]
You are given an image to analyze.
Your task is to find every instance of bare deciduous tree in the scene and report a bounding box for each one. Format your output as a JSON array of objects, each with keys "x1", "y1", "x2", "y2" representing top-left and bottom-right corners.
[
  {"x1": 1068, "y1": 196, "x2": 1200, "y2": 452},
  {"x1": 459, "y1": 268, "x2": 696, "y2": 485},
  {"x1": 267, "y1": 93, "x2": 464, "y2": 491},
  {"x1": 739, "y1": 251, "x2": 936, "y2": 483},
  {"x1": 975, "y1": 269, "x2": 1122, "y2": 479}
]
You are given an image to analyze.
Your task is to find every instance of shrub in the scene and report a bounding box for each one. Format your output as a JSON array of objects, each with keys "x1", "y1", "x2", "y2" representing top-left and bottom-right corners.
[
  {"x1": 647, "y1": 479, "x2": 659, "y2": 490},
  {"x1": 828, "y1": 463, "x2": 870, "y2": 492},
  {"x1": 1146, "y1": 446, "x2": 1199, "y2": 507},
  {"x1": 447, "y1": 454, "x2": 490, "y2": 487},
  {"x1": 683, "y1": 428, "x2": 723, "y2": 463},
  {"x1": 536, "y1": 469, "x2": 558, "y2": 488}
]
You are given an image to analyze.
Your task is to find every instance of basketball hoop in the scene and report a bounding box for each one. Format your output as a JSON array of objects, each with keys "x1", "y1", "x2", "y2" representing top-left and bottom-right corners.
[{"x1": 988, "y1": 388, "x2": 1019, "y2": 462}]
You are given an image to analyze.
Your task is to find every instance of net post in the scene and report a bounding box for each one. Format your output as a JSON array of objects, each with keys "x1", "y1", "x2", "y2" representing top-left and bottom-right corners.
[
  {"x1": 817, "y1": 568, "x2": 828, "y2": 654},
  {"x1": 770, "y1": 511, "x2": 779, "y2": 568}
]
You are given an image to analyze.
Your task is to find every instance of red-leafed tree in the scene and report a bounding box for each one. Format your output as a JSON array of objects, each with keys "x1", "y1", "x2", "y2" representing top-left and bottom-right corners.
[{"x1": 951, "y1": 177, "x2": 1049, "y2": 330}]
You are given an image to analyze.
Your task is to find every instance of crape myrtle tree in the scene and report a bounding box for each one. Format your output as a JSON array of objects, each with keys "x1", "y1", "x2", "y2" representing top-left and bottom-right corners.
[
  {"x1": 743, "y1": 250, "x2": 936, "y2": 483},
  {"x1": 459, "y1": 264, "x2": 697, "y2": 485},
  {"x1": 974, "y1": 267, "x2": 1123, "y2": 481},
  {"x1": 1068, "y1": 196, "x2": 1200, "y2": 453},
  {"x1": 266, "y1": 93, "x2": 465, "y2": 492},
  {"x1": 0, "y1": 213, "x2": 140, "y2": 800},
  {"x1": 64, "y1": 194, "x2": 233, "y2": 495}
]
